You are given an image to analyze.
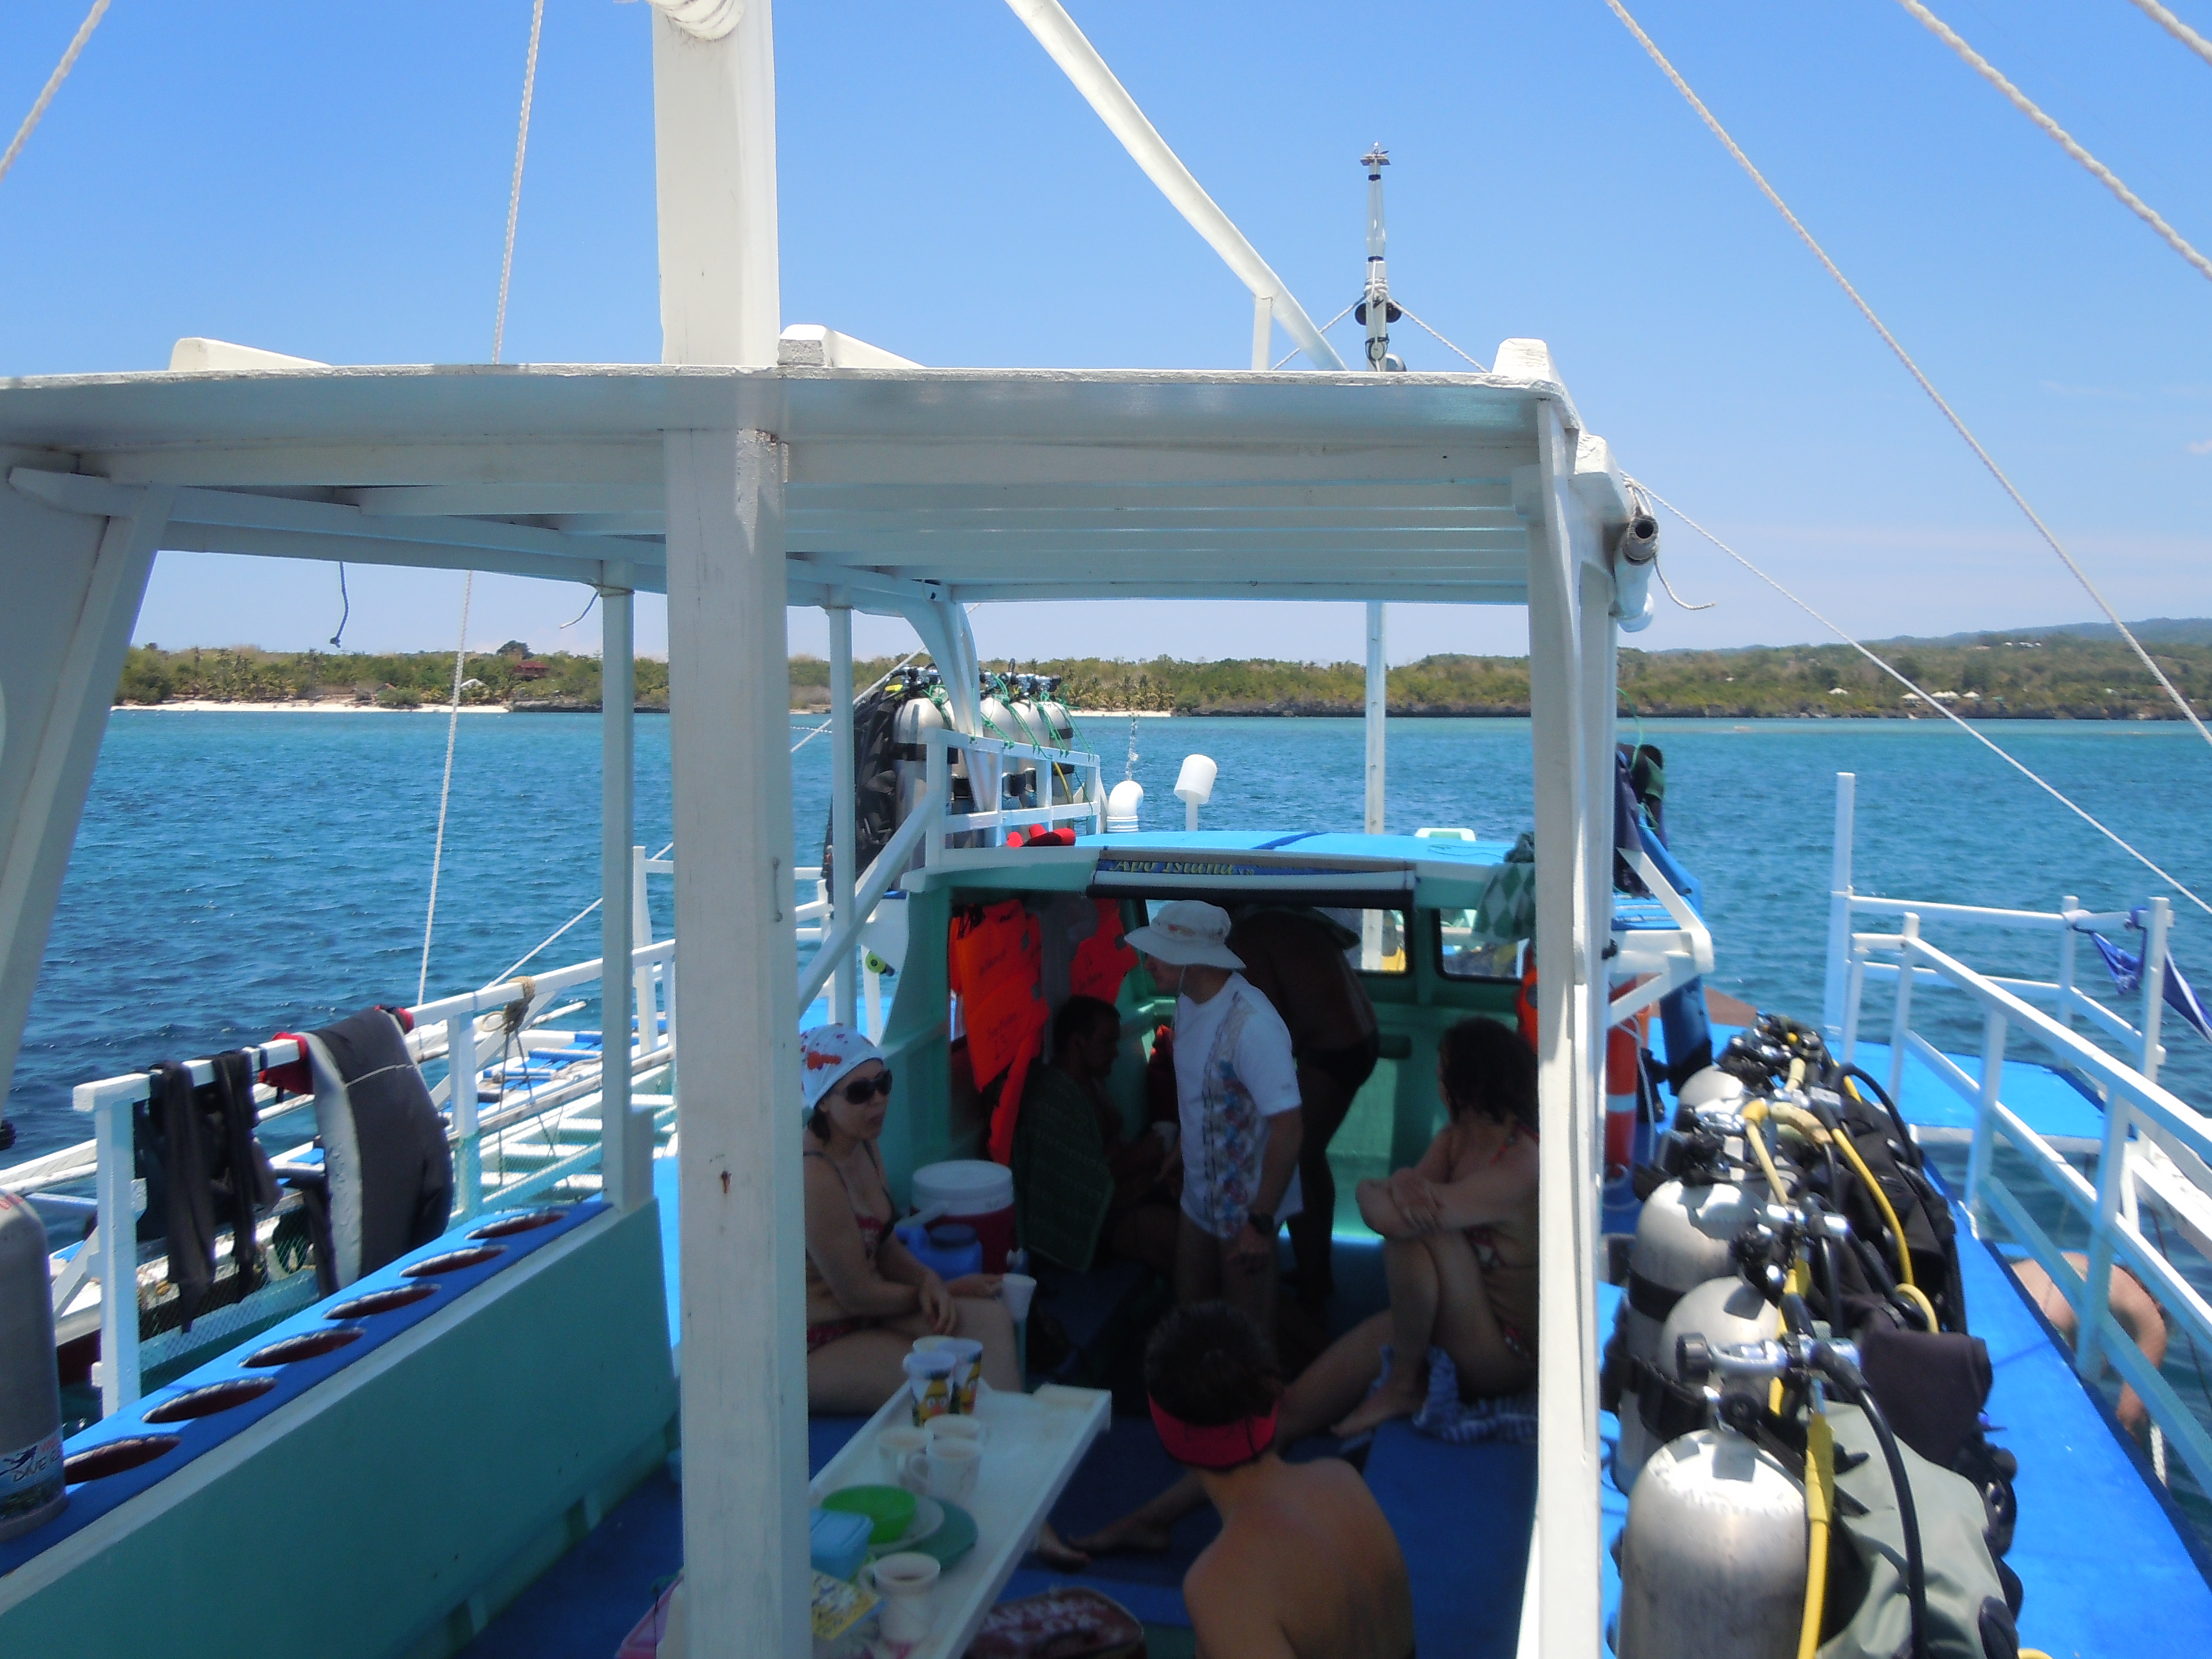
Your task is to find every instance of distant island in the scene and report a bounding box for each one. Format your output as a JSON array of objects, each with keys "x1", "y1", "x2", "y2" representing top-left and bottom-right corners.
[{"x1": 116, "y1": 621, "x2": 2212, "y2": 721}]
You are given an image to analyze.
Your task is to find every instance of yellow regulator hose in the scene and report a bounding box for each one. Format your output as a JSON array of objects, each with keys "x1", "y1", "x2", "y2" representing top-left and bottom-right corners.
[
  {"x1": 1739, "y1": 1099, "x2": 1793, "y2": 1201},
  {"x1": 1798, "y1": 1411, "x2": 1836, "y2": 1659}
]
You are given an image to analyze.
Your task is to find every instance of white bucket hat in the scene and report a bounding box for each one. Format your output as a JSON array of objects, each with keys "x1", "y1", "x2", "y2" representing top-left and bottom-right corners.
[{"x1": 1124, "y1": 900, "x2": 1245, "y2": 970}]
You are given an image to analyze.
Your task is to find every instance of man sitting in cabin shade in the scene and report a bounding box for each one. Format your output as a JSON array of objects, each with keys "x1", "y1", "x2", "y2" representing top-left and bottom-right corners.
[
  {"x1": 1147, "y1": 1302, "x2": 1415, "y2": 1659},
  {"x1": 1125, "y1": 900, "x2": 1304, "y2": 1339}
]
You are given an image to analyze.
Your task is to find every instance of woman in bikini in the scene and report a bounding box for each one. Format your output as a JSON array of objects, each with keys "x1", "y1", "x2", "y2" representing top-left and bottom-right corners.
[
  {"x1": 1329, "y1": 1014, "x2": 1538, "y2": 1435},
  {"x1": 801, "y1": 1025, "x2": 1018, "y2": 1413},
  {"x1": 1076, "y1": 1015, "x2": 1538, "y2": 1555}
]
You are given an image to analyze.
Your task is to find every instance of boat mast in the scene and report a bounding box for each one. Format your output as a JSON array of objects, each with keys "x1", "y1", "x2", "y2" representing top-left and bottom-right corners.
[
  {"x1": 1360, "y1": 148, "x2": 1394, "y2": 849},
  {"x1": 1358, "y1": 145, "x2": 1401, "y2": 373}
]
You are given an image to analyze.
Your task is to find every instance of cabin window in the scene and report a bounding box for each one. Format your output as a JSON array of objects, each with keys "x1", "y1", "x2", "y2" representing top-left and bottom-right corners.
[
  {"x1": 1435, "y1": 910, "x2": 1526, "y2": 982},
  {"x1": 1315, "y1": 906, "x2": 1411, "y2": 977}
]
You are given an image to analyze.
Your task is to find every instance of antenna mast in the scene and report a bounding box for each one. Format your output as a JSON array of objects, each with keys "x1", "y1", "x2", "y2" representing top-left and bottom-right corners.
[{"x1": 1356, "y1": 146, "x2": 1403, "y2": 371}]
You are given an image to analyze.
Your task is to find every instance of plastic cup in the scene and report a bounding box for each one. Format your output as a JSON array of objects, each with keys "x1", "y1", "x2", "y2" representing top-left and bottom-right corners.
[{"x1": 998, "y1": 1272, "x2": 1037, "y2": 1323}]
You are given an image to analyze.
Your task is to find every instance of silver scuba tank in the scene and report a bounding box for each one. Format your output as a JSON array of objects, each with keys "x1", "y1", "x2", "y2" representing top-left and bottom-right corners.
[
  {"x1": 892, "y1": 693, "x2": 949, "y2": 826},
  {"x1": 1004, "y1": 685, "x2": 1045, "y2": 807},
  {"x1": 1677, "y1": 1065, "x2": 1747, "y2": 1112},
  {"x1": 1036, "y1": 685, "x2": 1083, "y2": 804},
  {"x1": 1616, "y1": 1424, "x2": 1807, "y2": 1659},
  {"x1": 0, "y1": 1191, "x2": 66, "y2": 1541},
  {"x1": 1615, "y1": 1176, "x2": 1766, "y2": 1396},
  {"x1": 1615, "y1": 1272, "x2": 1782, "y2": 1484}
]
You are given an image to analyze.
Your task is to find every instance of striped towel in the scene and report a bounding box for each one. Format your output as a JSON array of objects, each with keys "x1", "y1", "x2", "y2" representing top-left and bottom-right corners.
[{"x1": 1373, "y1": 1345, "x2": 1539, "y2": 1446}]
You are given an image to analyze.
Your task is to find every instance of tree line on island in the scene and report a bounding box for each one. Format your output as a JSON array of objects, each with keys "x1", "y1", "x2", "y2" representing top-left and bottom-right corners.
[{"x1": 116, "y1": 621, "x2": 2212, "y2": 721}]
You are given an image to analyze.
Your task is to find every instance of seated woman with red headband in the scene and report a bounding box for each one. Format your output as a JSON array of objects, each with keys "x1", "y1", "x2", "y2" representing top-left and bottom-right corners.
[
  {"x1": 801, "y1": 1024, "x2": 1018, "y2": 1412},
  {"x1": 1147, "y1": 1302, "x2": 1414, "y2": 1659}
]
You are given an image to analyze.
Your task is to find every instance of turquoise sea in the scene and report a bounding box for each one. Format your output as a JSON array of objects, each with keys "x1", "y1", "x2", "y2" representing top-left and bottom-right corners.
[{"x1": 9, "y1": 710, "x2": 2212, "y2": 1166}]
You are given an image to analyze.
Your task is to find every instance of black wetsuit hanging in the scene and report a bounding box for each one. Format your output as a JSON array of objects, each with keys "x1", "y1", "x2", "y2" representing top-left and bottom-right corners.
[
  {"x1": 138, "y1": 1050, "x2": 279, "y2": 1329},
  {"x1": 283, "y1": 1007, "x2": 455, "y2": 1294}
]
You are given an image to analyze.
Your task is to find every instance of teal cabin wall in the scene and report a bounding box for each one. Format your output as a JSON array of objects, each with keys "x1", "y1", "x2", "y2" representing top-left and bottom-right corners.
[{"x1": 0, "y1": 1202, "x2": 676, "y2": 1659}]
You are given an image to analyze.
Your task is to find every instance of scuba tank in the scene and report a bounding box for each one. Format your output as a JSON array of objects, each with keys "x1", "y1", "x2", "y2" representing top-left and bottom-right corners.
[
  {"x1": 1004, "y1": 677, "x2": 1046, "y2": 807},
  {"x1": 1036, "y1": 678, "x2": 1084, "y2": 805},
  {"x1": 0, "y1": 1192, "x2": 66, "y2": 1542},
  {"x1": 1617, "y1": 1424, "x2": 1807, "y2": 1659},
  {"x1": 977, "y1": 677, "x2": 1030, "y2": 813},
  {"x1": 1615, "y1": 1271, "x2": 1781, "y2": 1485}
]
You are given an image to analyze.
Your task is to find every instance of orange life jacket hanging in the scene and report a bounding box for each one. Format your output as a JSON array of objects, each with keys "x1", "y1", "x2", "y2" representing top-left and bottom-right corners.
[
  {"x1": 948, "y1": 900, "x2": 1048, "y2": 1165},
  {"x1": 1068, "y1": 898, "x2": 1137, "y2": 1004}
]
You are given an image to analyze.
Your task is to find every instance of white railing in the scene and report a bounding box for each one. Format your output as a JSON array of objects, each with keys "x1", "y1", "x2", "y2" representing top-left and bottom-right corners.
[
  {"x1": 797, "y1": 730, "x2": 1104, "y2": 1015},
  {"x1": 1821, "y1": 774, "x2": 2212, "y2": 1497},
  {"x1": 920, "y1": 728, "x2": 1105, "y2": 863},
  {"x1": 53, "y1": 934, "x2": 679, "y2": 1419},
  {"x1": 1608, "y1": 847, "x2": 1715, "y2": 1024}
]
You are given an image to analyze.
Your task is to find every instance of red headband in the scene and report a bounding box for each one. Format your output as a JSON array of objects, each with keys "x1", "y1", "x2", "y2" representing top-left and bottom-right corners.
[{"x1": 1148, "y1": 1396, "x2": 1279, "y2": 1470}]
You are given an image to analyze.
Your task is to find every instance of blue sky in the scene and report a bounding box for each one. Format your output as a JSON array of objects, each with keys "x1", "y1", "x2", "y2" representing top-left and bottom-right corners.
[{"x1": 3, "y1": 0, "x2": 2209, "y2": 665}]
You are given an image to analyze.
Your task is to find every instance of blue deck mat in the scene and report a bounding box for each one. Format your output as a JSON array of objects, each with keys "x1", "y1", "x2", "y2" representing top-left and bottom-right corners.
[
  {"x1": 1365, "y1": 1422, "x2": 1537, "y2": 1659},
  {"x1": 1854, "y1": 1036, "x2": 2107, "y2": 1141}
]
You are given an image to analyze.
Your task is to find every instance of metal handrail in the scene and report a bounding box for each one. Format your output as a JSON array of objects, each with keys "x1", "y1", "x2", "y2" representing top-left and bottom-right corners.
[{"x1": 1848, "y1": 908, "x2": 2212, "y2": 1500}]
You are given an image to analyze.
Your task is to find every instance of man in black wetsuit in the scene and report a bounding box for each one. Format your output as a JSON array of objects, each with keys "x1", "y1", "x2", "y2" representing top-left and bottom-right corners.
[{"x1": 1227, "y1": 906, "x2": 1380, "y2": 1315}]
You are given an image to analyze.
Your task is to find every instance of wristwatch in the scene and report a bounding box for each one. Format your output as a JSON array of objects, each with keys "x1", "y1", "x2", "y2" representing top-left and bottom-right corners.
[{"x1": 1247, "y1": 1210, "x2": 1278, "y2": 1237}]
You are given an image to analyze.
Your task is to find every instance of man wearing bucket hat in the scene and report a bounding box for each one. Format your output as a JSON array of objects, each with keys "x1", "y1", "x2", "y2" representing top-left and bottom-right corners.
[{"x1": 1126, "y1": 900, "x2": 1304, "y2": 1337}]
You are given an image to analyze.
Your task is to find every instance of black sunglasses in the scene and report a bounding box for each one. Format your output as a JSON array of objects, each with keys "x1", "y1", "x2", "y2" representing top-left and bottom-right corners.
[{"x1": 839, "y1": 1068, "x2": 894, "y2": 1105}]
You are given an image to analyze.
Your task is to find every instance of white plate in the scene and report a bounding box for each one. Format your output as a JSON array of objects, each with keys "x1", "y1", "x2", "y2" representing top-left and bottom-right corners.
[{"x1": 877, "y1": 1495, "x2": 944, "y2": 1552}]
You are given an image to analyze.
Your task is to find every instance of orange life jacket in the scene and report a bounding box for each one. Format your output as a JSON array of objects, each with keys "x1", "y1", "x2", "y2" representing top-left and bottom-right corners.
[{"x1": 948, "y1": 900, "x2": 1048, "y2": 1164}]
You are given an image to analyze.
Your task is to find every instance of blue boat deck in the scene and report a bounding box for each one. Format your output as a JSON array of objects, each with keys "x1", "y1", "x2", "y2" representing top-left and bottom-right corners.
[{"x1": 466, "y1": 1034, "x2": 2210, "y2": 1658}]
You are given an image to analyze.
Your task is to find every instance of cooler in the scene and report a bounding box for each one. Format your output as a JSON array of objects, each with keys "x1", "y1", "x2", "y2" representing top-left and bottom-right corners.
[{"x1": 911, "y1": 1160, "x2": 1017, "y2": 1273}]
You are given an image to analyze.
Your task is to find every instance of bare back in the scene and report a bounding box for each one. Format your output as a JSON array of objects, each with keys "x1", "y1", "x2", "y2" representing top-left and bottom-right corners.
[{"x1": 1186, "y1": 1457, "x2": 1414, "y2": 1659}]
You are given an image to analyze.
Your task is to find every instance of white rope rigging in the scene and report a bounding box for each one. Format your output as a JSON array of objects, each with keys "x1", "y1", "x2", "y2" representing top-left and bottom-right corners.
[
  {"x1": 0, "y1": 0, "x2": 110, "y2": 192},
  {"x1": 487, "y1": 839, "x2": 675, "y2": 988},
  {"x1": 1393, "y1": 304, "x2": 1486, "y2": 372},
  {"x1": 420, "y1": 3, "x2": 550, "y2": 1003},
  {"x1": 1633, "y1": 478, "x2": 2212, "y2": 920},
  {"x1": 791, "y1": 651, "x2": 925, "y2": 753},
  {"x1": 2124, "y1": 0, "x2": 2212, "y2": 74},
  {"x1": 492, "y1": 0, "x2": 547, "y2": 366},
  {"x1": 1601, "y1": 0, "x2": 2212, "y2": 758},
  {"x1": 1894, "y1": 0, "x2": 2212, "y2": 287},
  {"x1": 1272, "y1": 301, "x2": 1357, "y2": 370},
  {"x1": 419, "y1": 574, "x2": 476, "y2": 1002}
]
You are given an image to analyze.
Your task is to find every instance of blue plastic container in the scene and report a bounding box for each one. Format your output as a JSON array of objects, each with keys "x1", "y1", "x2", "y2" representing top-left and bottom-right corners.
[{"x1": 809, "y1": 1506, "x2": 874, "y2": 1581}]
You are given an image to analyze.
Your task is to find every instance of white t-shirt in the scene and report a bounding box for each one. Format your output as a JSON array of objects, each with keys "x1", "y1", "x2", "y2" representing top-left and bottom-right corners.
[{"x1": 1173, "y1": 974, "x2": 1304, "y2": 1239}]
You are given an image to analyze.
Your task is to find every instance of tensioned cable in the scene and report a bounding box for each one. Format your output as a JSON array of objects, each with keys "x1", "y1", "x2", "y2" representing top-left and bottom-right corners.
[
  {"x1": 1601, "y1": 0, "x2": 2212, "y2": 756},
  {"x1": 1272, "y1": 302, "x2": 1358, "y2": 370},
  {"x1": 492, "y1": 0, "x2": 547, "y2": 367},
  {"x1": 1633, "y1": 478, "x2": 2212, "y2": 919},
  {"x1": 486, "y1": 838, "x2": 675, "y2": 988},
  {"x1": 419, "y1": 574, "x2": 476, "y2": 1003},
  {"x1": 2124, "y1": 0, "x2": 2212, "y2": 74},
  {"x1": 1393, "y1": 304, "x2": 1487, "y2": 371},
  {"x1": 791, "y1": 651, "x2": 924, "y2": 753},
  {"x1": 1895, "y1": 0, "x2": 2212, "y2": 287},
  {"x1": 0, "y1": 0, "x2": 109, "y2": 192},
  {"x1": 420, "y1": 4, "x2": 550, "y2": 1003}
]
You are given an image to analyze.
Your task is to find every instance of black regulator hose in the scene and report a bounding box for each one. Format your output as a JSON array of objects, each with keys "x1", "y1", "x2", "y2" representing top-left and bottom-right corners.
[
  {"x1": 1841, "y1": 1064, "x2": 1916, "y2": 1149},
  {"x1": 1820, "y1": 1349, "x2": 1931, "y2": 1659}
]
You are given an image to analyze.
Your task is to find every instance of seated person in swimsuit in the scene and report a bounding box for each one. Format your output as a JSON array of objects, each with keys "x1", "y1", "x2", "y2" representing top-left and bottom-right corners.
[
  {"x1": 1076, "y1": 1015, "x2": 1538, "y2": 1554},
  {"x1": 801, "y1": 1024, "x2": 1019, "y2": 1414},
  {"x1": 1147, "y1": 1302, "x2": 1415, "y2": 1659},
  {"x1": 1331, "y1": 1014, "x2": 1538, "y2": 1434}
]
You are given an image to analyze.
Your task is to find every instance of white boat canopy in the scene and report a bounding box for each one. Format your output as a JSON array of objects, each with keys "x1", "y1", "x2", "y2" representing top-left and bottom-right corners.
[{"x1": 0, "y1": 8, "x2": 1637, "y2": 1655}]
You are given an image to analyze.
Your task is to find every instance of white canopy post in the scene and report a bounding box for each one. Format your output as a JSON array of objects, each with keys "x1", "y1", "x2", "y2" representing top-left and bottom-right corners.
[
  {"x1": 1364, "y1": 601, "x2": 1387, "y2": 833},
  {"x1": 829, "y1": 602, "x2": 859, "y2": 1027},
  {"x1": 649, "y1": 4, "x2": 802, "y2": 1653},
  {"x1": 650, "y1": 0, "x2": 780, "y2": 368},
  {"x1": 666, "y1": 428, "x2": 806, "y2": 1659},
  {"x1": 599, "y1": 580, "x2": 652, "y2": 1211},
  {"x1": 1522, "y1": 398, "x2": 1604, "y2": 1659},
  {"x1": 0, "y1": 481, "x2": 174, "y2": 1091}
]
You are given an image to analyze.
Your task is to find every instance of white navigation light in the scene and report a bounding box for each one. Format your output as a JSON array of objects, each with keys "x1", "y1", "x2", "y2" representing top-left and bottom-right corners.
[
  {"x1": 1106, "y1": 778, "x2": 1145, "y2": 834},
  {"x1": 1174, "y1": 754, "x2": 1217, "y2": 831}
]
